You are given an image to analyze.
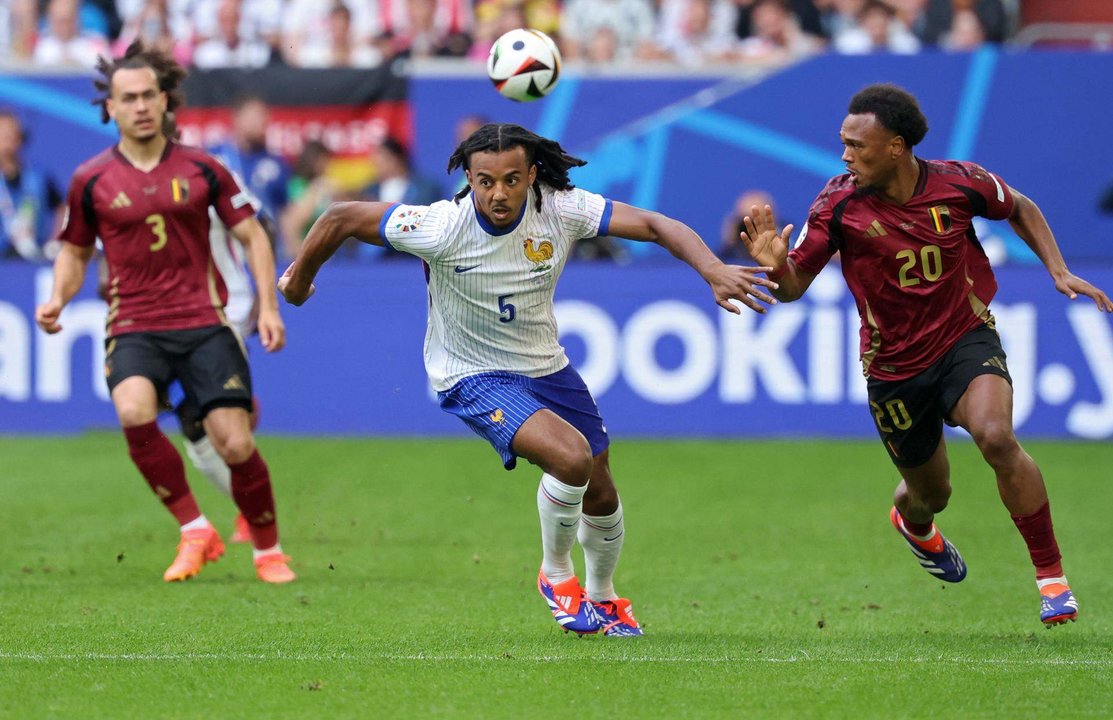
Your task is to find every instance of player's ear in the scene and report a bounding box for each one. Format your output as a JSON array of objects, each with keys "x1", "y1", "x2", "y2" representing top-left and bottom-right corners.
[
  {"x1": 464, "y1": 168, "x2": 473, "y2": 188},
  {"x1": 527, "y1": 164, "x2": 537, "y2": 185}
]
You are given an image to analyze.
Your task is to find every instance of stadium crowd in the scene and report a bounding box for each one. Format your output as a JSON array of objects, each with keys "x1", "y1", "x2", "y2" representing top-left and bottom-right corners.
[{"x1": 1, "y1": 0, "x2": 1017, "y2": 71}]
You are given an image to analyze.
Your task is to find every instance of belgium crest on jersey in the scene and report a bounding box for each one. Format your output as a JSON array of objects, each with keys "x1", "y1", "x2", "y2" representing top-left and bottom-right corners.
[
  {"x1": 928, "y1": 204, "x2": 952, "y2": 234},
  {"x1": 171, "y1": 177, "x2": 190, "y2": 203}
]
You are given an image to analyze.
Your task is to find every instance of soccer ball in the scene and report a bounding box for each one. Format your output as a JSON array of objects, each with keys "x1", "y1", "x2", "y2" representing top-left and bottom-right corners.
[{"x1": 487, "y1": 29, "x2": 561, "y2": 102}]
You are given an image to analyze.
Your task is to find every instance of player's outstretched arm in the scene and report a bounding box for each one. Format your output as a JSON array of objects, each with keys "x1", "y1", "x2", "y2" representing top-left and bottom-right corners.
[
  {"x1": 1008, "y1": 188, "x2": 1113, "y2": 312},
  {"x1": 279, "y1": 201, "x2": 395, "y2": 306},
  {"x1": 34, "y1": 242, "x2": 94, "y2": 334},
  {"x1": 230, "y1": 216, "x2": 286, "y2": 352},
  {"x1": 606, "y1": 201, "x2": 778, "y2": 314},
  {"x1": 739, "y1": 204, "x2": 814, "y2": 303}
]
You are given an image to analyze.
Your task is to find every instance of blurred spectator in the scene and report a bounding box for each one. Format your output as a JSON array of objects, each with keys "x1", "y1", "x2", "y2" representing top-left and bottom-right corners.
[
  {"x1": 1, "y1": 0, "x2": 40, "y2": 60},
  {"x1": 738, "y1": 0, "x2": 824, "y2": 41},
  {"x1": 737, "y1": 0, "x2": 825, "y2": 62},
  {"x1": 33, "y1": 0, "x2": 110, "y2": 68},
  {"x1": 280, "y1": 140, "x2": 334, "y2": 258},
  {"x1": 657, "y1": 0, "x2": 741, "y2": 66},
  {"x1": 297, "y1": 2, "x2": 383, "y2": 68},
  {"x1": 207, "y1": 94, "x2": 291, "y2": 249},
  {"x1": 0, "y1": 110, "x2": 63, "y2": 261},
  {"x1": 384, "y1": 0, "x2": 472, "y2": 59},
  {"x1": 914, "y1": 0, "x2": 1006, "y2": 45},
  {"x1": 718, "y1": 189, "x2": 775, "y2": 263},
  {"x1": 192, "y1": 0, "x2": 271, "y2": 68},
  {"x1": 358, "y1": 137, "x2": 442, "y2": 259},
  {"x1": 469, "y1": 0, "x2": 526, "y2": 60},
  {"x1": 193, "y1": 0, "x2": 283, "y2": 51},
  {"x1": 940, "y1": 7, "x2": 986, "y2": 50},
  {"x1": 112, "y1": 0, "x2": 193, "y2": 66},
  {"x1": 833, "y1": 0, "x2": 921, "y2": 53},
  {"x1": 560, "y1": 0, "x2": 658, "y2": 63},
  {"x1": 282, "y1": 0, "x2": 381, "y2": 66}
]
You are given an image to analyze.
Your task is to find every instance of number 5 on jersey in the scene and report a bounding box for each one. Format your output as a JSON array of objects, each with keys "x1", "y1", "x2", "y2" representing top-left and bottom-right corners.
[
  {"x1": 146, "y1": 213, "x2": 168, "y2": 252},
  {"x1": 498, "y1": 294, "x2": 516, "y2": 323}
]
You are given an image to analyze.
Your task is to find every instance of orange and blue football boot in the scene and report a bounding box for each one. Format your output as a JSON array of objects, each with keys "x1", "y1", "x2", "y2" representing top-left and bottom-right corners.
[
  {"x1": 592, "y1": 598, "x2": 643, "y2": 637},
  {"x1": 537, "y1": 570, "x2": 602, "y2": 635},
  {"x1": 1038, "y1": 578, "x2": 1078, "y2": 627},
  {"x1": 890, "y1": 506, "x2": 967, "y2": 583}
]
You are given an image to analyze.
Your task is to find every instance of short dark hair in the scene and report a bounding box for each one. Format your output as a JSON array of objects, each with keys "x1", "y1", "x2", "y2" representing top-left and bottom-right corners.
[
  {"x1": 447, "y1": 123, "x2": 586, "y2": 211},
  {"x1": 848, "y1": 83, "x2": 928, "y2": 148},
  {"x1": 94, "y1": 40, "x2": 187, "y2": 140}
]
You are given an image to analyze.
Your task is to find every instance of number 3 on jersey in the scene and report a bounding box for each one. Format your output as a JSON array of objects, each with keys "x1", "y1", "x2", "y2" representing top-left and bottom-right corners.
[
  {"x1": 146, "y1": 213, "x2": 168, "y2": 252},
  {"x1": 498, "y1": 294, "x2": 516, "y2": 323}
]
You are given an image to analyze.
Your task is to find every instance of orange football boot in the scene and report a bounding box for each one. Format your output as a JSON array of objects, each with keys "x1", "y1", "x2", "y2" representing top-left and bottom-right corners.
[
  {"x1": 255, "y1": 552, "x2": 296, "y2": 584},
  {"x1": 163, "y1": 527, "x2": 225, "y2": 582}
]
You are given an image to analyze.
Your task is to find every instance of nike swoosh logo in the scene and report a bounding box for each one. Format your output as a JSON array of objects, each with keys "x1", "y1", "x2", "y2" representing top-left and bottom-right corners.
[
  {"x1": 454, "y1": 264, "x2": 481, "y2": 273},
  {"x1": 559, "y1": 521, "x2": 578, "y2": 527},
  {"x1": 603, "y1": 531, "x2": 624, "y2": 542}
]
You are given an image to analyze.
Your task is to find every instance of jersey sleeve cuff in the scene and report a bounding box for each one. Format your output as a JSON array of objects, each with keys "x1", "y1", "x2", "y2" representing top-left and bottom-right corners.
[
  {"x1": 597, "y1": 199, "x2": 613, "y2": 237},
  {"x1": 378, "y1": 202, "x2": 401, "y2": 250}
]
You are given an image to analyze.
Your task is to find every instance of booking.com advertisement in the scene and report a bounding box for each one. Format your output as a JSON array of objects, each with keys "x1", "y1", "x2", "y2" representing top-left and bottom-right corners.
[{"x1": 2, "y1": 262, "x2": 1112, "y2": 440}]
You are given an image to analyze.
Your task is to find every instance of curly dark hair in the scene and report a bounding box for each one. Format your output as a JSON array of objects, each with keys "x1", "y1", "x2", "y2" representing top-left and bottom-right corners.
[
  {"x1": 848, "y1": 83, "x2": 928, "y2": 148},
  {"x1": 447, "y1": 123, "x2": 586, "y2": 211},
  {"x1": 93, "y1": 40, "x2": 188, "y2": 140}
]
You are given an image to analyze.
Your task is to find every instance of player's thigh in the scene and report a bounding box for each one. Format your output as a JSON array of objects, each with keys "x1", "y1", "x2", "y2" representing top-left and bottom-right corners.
[
  {"x1": 202, "y1": 405, "x2": 255, "y2": 462},
  {"x1": 175, "y1": 326, "x2": 254, "y2": 419},
  {"x1": 895, "y1": 435, "x2": 951, "y2": 499},
  {"x1": 105, "y1": 333, "x2": 173, "y2": 427},
  {"x1": 940, "y1": 326, "x2": 1015, "y2": 441},
  {"x1": 513, "y1": 408, "x2": 593, "y2": 476},
  {"x1": 525, "y1": 365, "x2": 610, "y2": 461},
  {"x1": 866, "y1": 370, "x2": 944, "y2": 470}
]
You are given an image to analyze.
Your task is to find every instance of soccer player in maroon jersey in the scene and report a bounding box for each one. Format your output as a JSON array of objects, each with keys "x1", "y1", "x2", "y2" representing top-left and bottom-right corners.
[
  {"x1": 33, "y1": 42, "x2": 296, "y2": 584},
  {"x1": 741, "y1": 83, "x2": 1112, "y2": 626}
]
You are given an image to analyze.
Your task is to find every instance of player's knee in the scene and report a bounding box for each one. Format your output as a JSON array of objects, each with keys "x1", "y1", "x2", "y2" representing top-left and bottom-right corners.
[
  {"x1": 212, "y1": 432, "x2": 255, "y2": 465},
  {"x1": 117, "y1": 403, "x2": 155, "y2": 428},
  {"x1": 548, "y1": 438, "x2": 593, "y2": 486},
  {"x1": 973, "y1": 422, "x2": 1019, "y2": 467}
]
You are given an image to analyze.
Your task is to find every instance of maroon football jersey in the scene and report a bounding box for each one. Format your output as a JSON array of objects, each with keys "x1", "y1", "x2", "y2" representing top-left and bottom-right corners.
[
  {"x1": 789, "y1": 159, "x2": 1014, "y2": 381},
  {"x1": 59, "y1": 141, "x2": 255, "y2": 337}
]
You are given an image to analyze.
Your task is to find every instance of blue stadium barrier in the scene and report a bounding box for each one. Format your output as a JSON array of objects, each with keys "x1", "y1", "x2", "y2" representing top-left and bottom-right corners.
[{"x1": 2, "y1": 261, "x2": 1112, "y2": 439}]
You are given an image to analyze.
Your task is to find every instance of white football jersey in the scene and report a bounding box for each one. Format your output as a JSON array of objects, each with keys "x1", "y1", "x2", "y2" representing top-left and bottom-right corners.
[{"x1": 382, "y1": 184, "x2": 612, "y2": 391}]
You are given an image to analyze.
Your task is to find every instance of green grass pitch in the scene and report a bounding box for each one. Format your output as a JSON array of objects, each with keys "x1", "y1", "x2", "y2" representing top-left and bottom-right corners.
[{"x1": 1, "y1": 434, "x2": 1111, "y2": 718}]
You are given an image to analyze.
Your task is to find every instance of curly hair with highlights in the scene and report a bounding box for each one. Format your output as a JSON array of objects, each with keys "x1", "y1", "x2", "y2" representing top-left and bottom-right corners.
[
  {"x1": 93, "y1": 40, "x2": 188, "y2": 140},
  {"x1": 447, "y1": 123, "x2": 587, "y2": 211}
]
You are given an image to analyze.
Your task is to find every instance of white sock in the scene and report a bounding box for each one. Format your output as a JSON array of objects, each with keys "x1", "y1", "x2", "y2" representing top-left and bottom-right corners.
[
  {"x1": 252, "y1": 543, "x2": 283, "y2": 561},
  {"x1": 180, "y1": 515, "x2": 212, "y2": 533},
  {"x1": 184, "y1": 436, "x2": 232, "y2": 499},
  {"x1": 579, "y1": 502, "x2": 624, "y2": 602},
  {"x1": 1037, "y1": 576, "x2": 1069, "y2": 591},
  {"x1": 537, "y1": 473, "x2": 587, "y2": 584}
]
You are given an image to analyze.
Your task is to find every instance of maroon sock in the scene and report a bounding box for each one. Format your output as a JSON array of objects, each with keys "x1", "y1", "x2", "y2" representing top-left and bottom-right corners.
[
  {"x1": 123, "y1": 421, "x2": 200, "y2": 525},
  {"x1": 229, "y1": 450, "x2": 278, "y2": 550},
  {"x1": 1011, "y1": 501, "x2": 1063, "y2": 579},
  {"x1": 897, "y1": 509, "x2": 934, "y2": 537}
]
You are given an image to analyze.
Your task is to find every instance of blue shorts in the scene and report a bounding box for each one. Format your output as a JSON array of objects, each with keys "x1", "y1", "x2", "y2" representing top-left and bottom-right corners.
[{"x1": 438, "y1": 365, "x2": 610, "y2": 470}]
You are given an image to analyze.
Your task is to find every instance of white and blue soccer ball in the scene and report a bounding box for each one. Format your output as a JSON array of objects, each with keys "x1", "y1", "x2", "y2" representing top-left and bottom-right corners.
[{"x1": 487, "y1": 29, "x2": 561, "y2": 103}]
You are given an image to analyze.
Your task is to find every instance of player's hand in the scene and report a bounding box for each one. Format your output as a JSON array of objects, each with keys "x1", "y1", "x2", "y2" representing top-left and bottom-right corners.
[
  {"x1": 739, "y1": 204, "x2": 793, "y2": 273},
  {"x1": 256, "y1": 307, "x2": 286, "y2": 352},
  {"x1": 706, "y1": 263, "x2": 779, "y2": 314},
  {"x1": 34, "y1": 299, "x2": 64, "y2": 334},
  {"x1": 1053, "y1": 272, "x2": 1113, "y2": 312},
  {"x1": 277, "y1": 262, "x2": 315, "y2": 306}
]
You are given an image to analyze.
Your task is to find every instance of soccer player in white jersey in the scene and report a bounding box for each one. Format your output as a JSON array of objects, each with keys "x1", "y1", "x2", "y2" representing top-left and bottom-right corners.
[{"x1": 279, "y1": 124, "x2": 778, "y2": 635}]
